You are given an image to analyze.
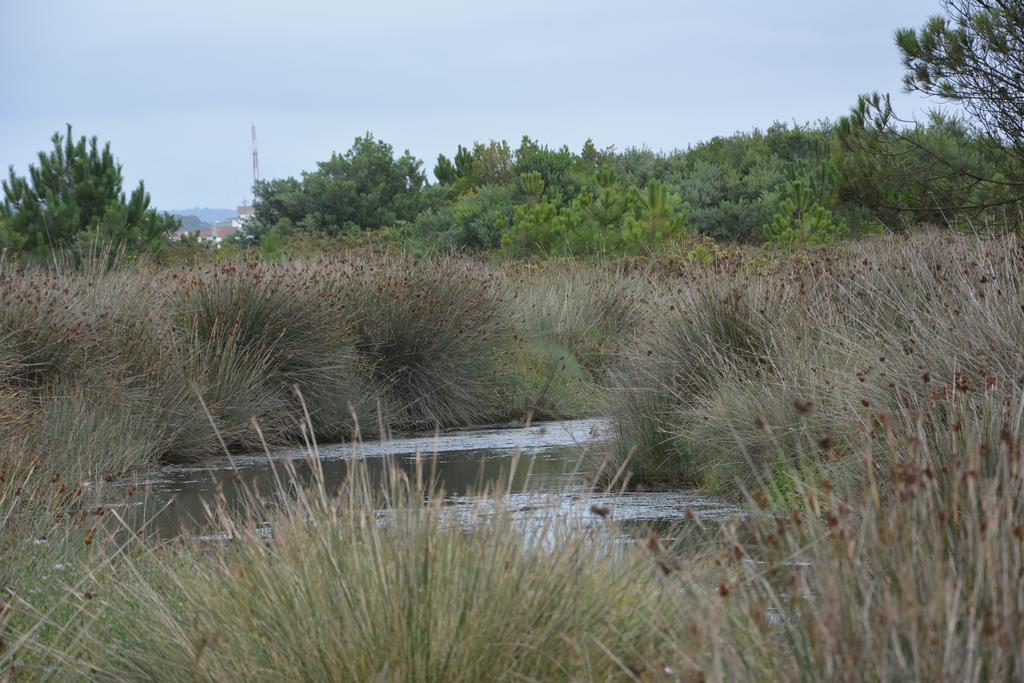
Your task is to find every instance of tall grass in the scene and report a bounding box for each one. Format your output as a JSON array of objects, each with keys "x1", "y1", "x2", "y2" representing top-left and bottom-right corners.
[
  {"x1": 0, "y1": 265, "x2": 192, "y2": 479},
  {"x1": 3, "y1": 390, "x2": 1021, "y2": 680},
  {"x1": 508, "y1": 259, "x2": 648, "y2": 373},
  {"x1": 3, "y1": 230, "x2": 1023, "y2": 680},
  {"x1": 172, "y1": 262, "x2": 370, "y2": 448},
  {"x1": 4, "y1": 231, "x2": 1021, "y2": 500},
  {"x1": 0, "y1": 252, "x2": 629, "y2": 480},
  {"x1": 496, "y1": 260, "x2": 657, "y2": 421},
  {"x1": 660, "y1": 392, "x2": 1024, "y2": 680},
  {"x1": 2, "y1": 450, "x2": 672, "y2": 681},
  {"x1": 331, "y1": 255, "x2": 512, "y2": 429},
  {"x1": 611, "y1": 231, "x2": 1024, "y2": 496}
]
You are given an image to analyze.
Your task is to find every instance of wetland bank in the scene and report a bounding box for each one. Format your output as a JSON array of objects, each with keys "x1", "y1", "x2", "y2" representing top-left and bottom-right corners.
[
  {"x1": 4, "y1": 0, "x2": 1024, "y2": 675},
  {"x1": 4, "y1": 231, "x2": 1024, "y2": 680}
]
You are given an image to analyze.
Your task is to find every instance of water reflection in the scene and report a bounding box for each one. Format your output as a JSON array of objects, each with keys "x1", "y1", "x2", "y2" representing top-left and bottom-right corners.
[{"x1": 109, "y1": 418, "x2": 738, "y2": 538}]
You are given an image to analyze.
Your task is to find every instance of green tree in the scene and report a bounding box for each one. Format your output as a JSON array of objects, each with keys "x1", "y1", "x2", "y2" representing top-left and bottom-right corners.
[
  {"x1": 514, "y1": 136, "x2": 583, "y2": 202},
  {"x1": 502, "y1": 200, "x2": 566, "y2": 256},
  {"x1": 763, "y1": 178, "x2": 846, "y2": 248},
  {"x1": 469, "y1": 141, "x2": 515, "y2": 187},
  {"x1": 621, "y1": 181, "x2": 691, "y2": 251},
  {"x1": 570, "y1": 168, "x2": 631, "y2": 251},
  {"x1": 898, "y1": 0, "x2": 1024, "y2": 152},
  {"x1": 412, "y1": 185, "x2": 515, "y2": 252},
  {"x1": 518, "y1": 171, "x2": 545, "y2": 201},
  {"x1": 839, "y1": 1, "x2": 1024, "y2": 229},
  {"x1": 0, "y1": 125, "x2": 176, "y2": 257},
  {"x1": 836, "y1": 109, "x2": 1010, "y2": 229},
  {"x1": 434, "y1": 154, "x2": 458, "y2": 184},
  {"x1": 251, "y1": 133, "x2": 426, "y2": 237}
]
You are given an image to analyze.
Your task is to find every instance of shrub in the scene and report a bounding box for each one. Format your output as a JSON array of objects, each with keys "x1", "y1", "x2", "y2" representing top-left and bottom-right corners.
[{"x1": 411, "y1": 184, "x2": 515, "y2": 252}]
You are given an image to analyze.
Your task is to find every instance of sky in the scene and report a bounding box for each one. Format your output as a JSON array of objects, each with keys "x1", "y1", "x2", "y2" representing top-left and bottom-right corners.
[{"x1": 1, "y1": 0, "x2": 945, "y2": 211}]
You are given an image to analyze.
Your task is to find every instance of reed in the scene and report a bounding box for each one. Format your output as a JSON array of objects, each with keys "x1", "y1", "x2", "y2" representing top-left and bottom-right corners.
[
  {"x1": 611, "y1": 231, "x2": 1024, "y2": 496},
  {"x1": 3, "y1": 390, "x2": 1020, "y2": 681}
]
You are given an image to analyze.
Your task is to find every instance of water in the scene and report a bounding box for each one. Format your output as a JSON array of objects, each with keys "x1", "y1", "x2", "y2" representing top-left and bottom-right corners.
[{"x1": 109, "y1": 418, "x2": 738, "y2": 538}]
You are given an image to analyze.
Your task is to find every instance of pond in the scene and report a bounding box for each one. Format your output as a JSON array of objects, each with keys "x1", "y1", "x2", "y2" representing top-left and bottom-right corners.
[{"x1": 110, "y1": 418, "x2": 738, "y2": 538}]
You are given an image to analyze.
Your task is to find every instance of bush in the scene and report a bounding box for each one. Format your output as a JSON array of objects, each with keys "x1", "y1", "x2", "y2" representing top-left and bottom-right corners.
[{"x1": 411, "y1": 184, "x2": 515, "y2": 252}]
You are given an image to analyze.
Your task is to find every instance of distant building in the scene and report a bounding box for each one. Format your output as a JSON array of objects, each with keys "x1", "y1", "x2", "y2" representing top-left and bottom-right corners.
[{"x1": 173, "y1": 202, "x2": 254, "y2": 244}]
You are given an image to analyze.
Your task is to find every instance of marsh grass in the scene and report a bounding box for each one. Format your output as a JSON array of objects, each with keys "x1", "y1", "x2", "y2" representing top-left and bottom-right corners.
[
  {"x1": 497, "y1": 260, "x2": 656, "y2": 421},
  {"x1": 3, "y1": 230, "x2": 1020, "y2": 500},
  {"x1": 508, "y1": 260, "x2": 648, "y2": 373},
  {"x1": 612, "y1": 231, "x2": 1024, "y2": 497},
  {"x1": 172, "y1": 261, "x2": 371, "y2": 447},
  {"x1": 1, "y1": 252, "x2": 636, "y2": 481},
  {"x1": 4, "y1": 231, "x2": 1024, "y2": 680},
  {"x1": 664, "y1": 392, "x2": 1024, "y2": 680},
  {"x1": 3, "y1": 387, "x2": 1022, "y2": 681},
  {"x1": 332, "y1": 255, "x2": 513, "y2": 430},
  {"x1": 2, "y1": 438, "x2": 676, "y2": 681}
]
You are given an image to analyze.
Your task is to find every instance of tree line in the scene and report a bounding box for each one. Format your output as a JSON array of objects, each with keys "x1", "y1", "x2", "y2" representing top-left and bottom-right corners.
[{"x1": 2, "y1": 0, "x2": 1021, "y2": 259}]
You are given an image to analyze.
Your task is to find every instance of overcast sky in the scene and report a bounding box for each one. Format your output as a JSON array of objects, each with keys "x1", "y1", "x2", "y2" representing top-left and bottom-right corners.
[{"x1": 1, "y1": 0, "x2": 945, "y2": 210}]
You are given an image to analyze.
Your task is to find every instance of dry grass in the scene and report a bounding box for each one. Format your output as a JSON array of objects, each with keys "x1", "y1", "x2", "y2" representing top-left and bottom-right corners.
[
  {"x1": 611, "y1": 231, "x2": 1024, "y2": 497},
  {"x1": 3, "y1": 231, "x2": 1024, "y2": 680},
  {"x1": 0, "y1": 252, "x2": 621, "y2": 484},
  {"x1": 3, "y1": 390, "x2": 1021, "y2": 681}
]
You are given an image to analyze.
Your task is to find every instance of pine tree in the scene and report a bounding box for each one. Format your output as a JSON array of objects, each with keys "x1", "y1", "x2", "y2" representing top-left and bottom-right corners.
[
  {"x1": 0, "y1": 125, "x2": 176, "y2": 257},
  {"x1": 434, "y1": 154, "x2": 457, "y2": 184},
  {"x1": 763, "y1": 178, "x2": 846, "y2": 247},
  {"x1": 621, "y1": 181, "x2": 690, "y2": 249}
]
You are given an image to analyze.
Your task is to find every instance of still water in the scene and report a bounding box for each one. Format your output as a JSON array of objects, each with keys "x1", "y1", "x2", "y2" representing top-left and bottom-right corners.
[{"x1": 111, "y1": 418, "x2": 737, "y2": 537}]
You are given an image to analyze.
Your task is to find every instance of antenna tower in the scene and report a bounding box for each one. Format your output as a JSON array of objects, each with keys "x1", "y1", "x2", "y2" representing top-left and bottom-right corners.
[{"x1": 251, "y1": 123, "x2": 260, "y2": 186}]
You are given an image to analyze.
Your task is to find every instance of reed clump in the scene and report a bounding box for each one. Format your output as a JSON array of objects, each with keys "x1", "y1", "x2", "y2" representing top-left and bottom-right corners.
[
  {"x1": 2, "y1": 455, "x2": 675, "y2": 681},
  {"x1": 611, "y1": 231, "x2": 1024, "y2": 497},
  {"x1": 4, "y1": 393, "x2": 1022, "y2": 681},
  {"x1": 0, "y1": 252, "x2": 637, "y2": 483},
  {"x1": 171, "y1": 261, "x2": 371, "y2": 448},
  {"x1": 497, "y1": 259, "x2": 655, "y2": 419},
  {"x1": 658, "y1": 392, "x2": 1024, "y2": 680},
  {"x1": 329, "y1": 254, "x2": 513, "y2": 430}
]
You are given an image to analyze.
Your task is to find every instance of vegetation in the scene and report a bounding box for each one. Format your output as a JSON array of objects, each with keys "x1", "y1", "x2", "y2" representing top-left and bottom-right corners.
[
  {"x1": 1, "y1": 3, "x2": 1020, "y2": 266},
  {"x1": 230, "y1": 0, "x2": 1024, "y2": 253},
  {"x1": 0, "y1": 126, "x2": 178, "y2": 259},
  {"x1": 838, "y1": 0, "x2": 1024, "y2": 231},
  {"x1": 3, "y1": 2, "x2": 1024, "y2": 679},
  {"x1": 2, "y1": 229, "x2": 1020, "y2": 495},
  {"x1": 235, "y1": 112, "x2": 1020, "y2": 257},
  {"x1": 3, "y1": 378, "x2": 1022, "y2": 680},
  {"x1": 248, "y1": 134, "x2": 427, "y2": 241},
  {"x1": 0, "y1": 250, "x2": 640, "y2": 483},
  {"x1": 610, "y1": 231, "x2": 1023, "y2": 498},
  {"x1": 2, "y1": 227, "x2": 1022, "y2": 683}
]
